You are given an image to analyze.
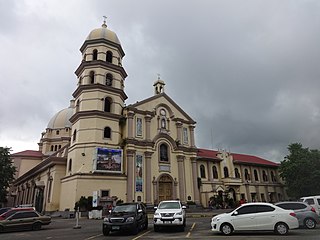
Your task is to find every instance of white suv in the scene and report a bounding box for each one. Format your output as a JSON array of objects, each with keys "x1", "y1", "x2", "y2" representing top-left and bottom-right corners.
[
  {"x1": 300, "y1": 196, "x2": 320, "y2": 217},
  {"x1": 153, "y1": 200, "x2": 186, "y2": 232}
]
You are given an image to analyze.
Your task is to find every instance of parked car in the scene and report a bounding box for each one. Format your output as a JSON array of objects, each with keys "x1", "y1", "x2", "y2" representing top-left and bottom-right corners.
[
  {"x1": 275, "y1": 201, "x2": 319, "y2": 229},
  {"x1": 0, "y1": 210, "x2": 51, "y2": 232},
  {"x1": 300, "y1": 196, "x2": 320, "y2": 217},
  {"x1": 102, "y1": 202, "x2": 148, "y2": 236},
  {"x1": 0, "y1": 207, "x2": 35, "y2": 220},
  {"x1": 211, "y1": 202, "x2": 299, "y2": 235},
  {"x1": 153, "y1": 200, "x2": 186, "y2": 232}
]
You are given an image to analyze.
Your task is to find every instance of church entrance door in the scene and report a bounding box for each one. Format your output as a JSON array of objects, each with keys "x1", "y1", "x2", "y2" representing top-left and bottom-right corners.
[{"x1": 158, "y1": 175, "x2": 173, "y2": 202}]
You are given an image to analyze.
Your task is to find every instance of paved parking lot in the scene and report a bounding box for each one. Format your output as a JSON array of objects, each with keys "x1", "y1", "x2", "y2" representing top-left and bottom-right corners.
[{"x1": 1, "y1": 214, "x2": 320, "y2": 240}]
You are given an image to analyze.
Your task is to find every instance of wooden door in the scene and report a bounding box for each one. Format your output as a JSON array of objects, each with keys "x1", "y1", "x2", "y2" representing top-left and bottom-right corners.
[{"x1": 158, "y1": 175, "x2": 172, "y2": 201}]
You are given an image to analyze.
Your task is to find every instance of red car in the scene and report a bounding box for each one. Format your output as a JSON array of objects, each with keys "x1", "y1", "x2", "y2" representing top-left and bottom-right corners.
[{"x1": 0, "y1": 207, "x2": 35, "y2": 220}]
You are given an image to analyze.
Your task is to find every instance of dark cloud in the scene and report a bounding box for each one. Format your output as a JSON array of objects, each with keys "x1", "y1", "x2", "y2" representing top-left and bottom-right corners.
[{"x1": 1, "y1": 0, "x2": 320, "y2": 162}]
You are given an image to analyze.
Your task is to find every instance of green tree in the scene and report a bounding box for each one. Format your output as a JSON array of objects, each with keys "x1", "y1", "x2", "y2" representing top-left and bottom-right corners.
[
  {"x1": 279, "y1": 143, "x2": 320, "y2": 199},
  {"x1": 0, "y1": 147, "x2": 16, "y2": 204}
]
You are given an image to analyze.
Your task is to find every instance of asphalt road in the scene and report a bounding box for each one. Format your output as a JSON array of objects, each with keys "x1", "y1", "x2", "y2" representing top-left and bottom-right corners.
[{"x1": 1, "y1": 216, "x2": 320, "y2": 240}]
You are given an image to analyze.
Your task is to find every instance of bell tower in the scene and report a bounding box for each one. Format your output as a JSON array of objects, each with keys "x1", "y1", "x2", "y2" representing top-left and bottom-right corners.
[
  {"x1": 68, "y1": 19, "x2": 127, "y2": 175},
  {"x1": 153, "y1": 74, "x2": 165, "y2": 95}
]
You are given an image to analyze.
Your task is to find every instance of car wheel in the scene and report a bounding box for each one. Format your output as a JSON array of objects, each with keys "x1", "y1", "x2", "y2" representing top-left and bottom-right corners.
[
  {"x1": 220, "y1": 223, "x2": 233, "y2": 235},
  {"x1": 132, "y1": 223, "x2": 139, "y2": 235},
  {"x1": 32, "y1": 222, "x2": 42, "y2": 231},
  {"x1": 0, "y1": 225, "x2": 4, "y2": 233},
  {"x1": 274, "y1": 222, "x2": 289, "y2": 235},
  {"x1": 102, "y1": 228, "x2": 110, "y2": 236},
  {"x1": 179, "y1": 225, "x2": 185, "y2": 232},
  {"x1": 304, "y1": 218, "x2": 316, "y2": 229},
  {"x1": 143, "y1": 218, "x2": 148, "y2": 230},
  {"x1": 154, "y1": 225, "x2": 160, "y2": 232}
]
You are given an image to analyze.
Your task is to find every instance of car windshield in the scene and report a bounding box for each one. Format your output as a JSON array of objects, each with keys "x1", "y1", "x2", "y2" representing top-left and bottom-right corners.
[
  {"x1": 0, "y1": 208, "x2": 11, "y2": 215},
  {"x1": 113, "y1": 205, "x2": 136, "y2": 213},
  {"x1": 158, "y1": 202, "x2": 180, "y2": 209}
]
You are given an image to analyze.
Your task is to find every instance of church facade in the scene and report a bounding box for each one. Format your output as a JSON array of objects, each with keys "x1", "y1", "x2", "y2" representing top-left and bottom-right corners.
[{"x1": 8, "y1": 21, "x2": 286, "y2": 212}]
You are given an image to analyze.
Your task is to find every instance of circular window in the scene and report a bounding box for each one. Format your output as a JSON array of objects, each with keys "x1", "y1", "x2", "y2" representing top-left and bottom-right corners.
[{"x1": 160, "y1": 109, "x2": 166, "y2": 116}]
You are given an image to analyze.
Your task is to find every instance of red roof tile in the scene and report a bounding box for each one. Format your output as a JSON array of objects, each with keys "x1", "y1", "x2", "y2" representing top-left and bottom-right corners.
[
  {"x1": 197, "y1": 148, "x2": 219, "y2": 159},
  {"x1": 232, "y1": 153, "x2": 279, "y2": 167},
  {"x1": 12, "y1": 150, "x2": 43, "y2": 158},
  {"x1": 197, "y1": 148, "x2": 279, "y2": 167}
]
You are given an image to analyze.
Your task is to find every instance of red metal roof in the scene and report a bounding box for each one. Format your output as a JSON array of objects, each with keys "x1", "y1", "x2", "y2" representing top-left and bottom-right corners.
[
  {"x1": 12, "y1": 150, "x2": 43, "y2": 158},
  {"x1": 197, "y1": 148, "x2": 279, "y2": 167}
]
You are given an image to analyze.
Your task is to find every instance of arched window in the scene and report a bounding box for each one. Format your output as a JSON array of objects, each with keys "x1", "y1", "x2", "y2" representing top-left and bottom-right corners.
[
  {"x1": 104, "y1": 127, "x2": 111, "y2": 138},
  {"x1": 103, "y1": 127, "x2": 111, "y2": 138},
  {"x1": 89, "y1": 71, "x2": 95, "y2": 84},
  {"x1": 212, "y1": 166, "x2": 218, "y2": 179},
  {"x1": 104, "y1": 98, "x2": 111, "y2": 112},
  {"x1": 106, "y1": 51, "x2": 113, "y2": 63},
  {"x1": 159, "y1": 144, "x2": 168, "y2": 162},
  {"x1": 263, "y1": 170, "x2": 268, "y2": 182},
  {"x1": 244, "y1": 169, "x2": 250, "y2": 181},
  {"x1": 224, "y1": 167, "x2": 229, "y2": 178},
  {"x1": 106, "y1": 73, "x2": 113, "y2": 86},
  {"x1": 54, "y1": 145, "x2": 57, "y2": 151},
  {"x1": 93, "y1": 49, "x2": 98, "y2": 60},
  {"x1": 68, "y1": 159, "x2": 72, "y2": 172},
  {"x1": 76, "y1": 100, "x2": 80, "y2": 112},
  {"x1": 271, "y1": 171, "x2": 276, "y2": 182},
  {"x1": 51, "y1": 145, "x2": 54, "y2": 151},
  {"x1": 200, "y1": 165, "x2": 206, "y2": 178},
  {"x1": 254, "y1": 169, "x2": 259, "y2": 181},
  {"x1": 235, "y1": 168, "x2": 240, "y2": 178},
  {"x1": 73, "y1": 129, "x2": 77, "y2": 142}
]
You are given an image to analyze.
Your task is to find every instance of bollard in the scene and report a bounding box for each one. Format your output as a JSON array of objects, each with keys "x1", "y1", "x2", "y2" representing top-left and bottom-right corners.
[{"x1": 73, "y1": 207, "x2": 81, "y2": 229}]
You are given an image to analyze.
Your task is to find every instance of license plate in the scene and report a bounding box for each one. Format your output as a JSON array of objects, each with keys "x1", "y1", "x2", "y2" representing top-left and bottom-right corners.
[
  {"x1": 112, "y1": 226, "x2": 120, "y2": 230},
  {"x1": 164, "y1": 221, "x2": 171, "y2": 224}
]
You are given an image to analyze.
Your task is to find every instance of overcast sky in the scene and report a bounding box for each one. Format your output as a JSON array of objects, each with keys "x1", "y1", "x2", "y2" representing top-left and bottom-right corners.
[{"x1": 1, "y1": 0, "x2": 320, "y2": 162}]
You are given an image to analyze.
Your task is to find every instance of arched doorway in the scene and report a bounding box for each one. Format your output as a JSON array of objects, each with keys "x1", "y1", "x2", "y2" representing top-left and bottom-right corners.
[
  {"x1": 35, "y1": 187, "x2": 44, "y2": 213},
  {"x1": 228, "y1": 188, "x2": 236, "y2": 200},
  {"x1": 158, "y1": 175, "x2": 173, "y2": 202}
]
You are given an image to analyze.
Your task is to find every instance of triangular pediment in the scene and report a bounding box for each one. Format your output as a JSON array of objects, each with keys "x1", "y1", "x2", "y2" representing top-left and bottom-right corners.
[{"x1": 127, "y1": 93, "x2": 196, "y2": 124}]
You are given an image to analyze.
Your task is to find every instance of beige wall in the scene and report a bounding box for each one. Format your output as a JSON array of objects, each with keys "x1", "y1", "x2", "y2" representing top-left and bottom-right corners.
[
  {"x1": 59, "y1": 175, "x2": 127, "y2": 211},
  {"x1": 14, "y1": 158, "x2": 42, "y2": 178}
]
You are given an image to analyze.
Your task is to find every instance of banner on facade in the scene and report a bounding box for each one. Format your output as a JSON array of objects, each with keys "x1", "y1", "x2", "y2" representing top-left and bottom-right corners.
[
  {"x1": 92, "y1": 191, "x2": 98, "y2": 207},
  {"x1": 135, "y1": 155, "x2": 143, "y2": 192},
  {"x1": 94, "y1": 148, "x2": 123, "y2": 173}
]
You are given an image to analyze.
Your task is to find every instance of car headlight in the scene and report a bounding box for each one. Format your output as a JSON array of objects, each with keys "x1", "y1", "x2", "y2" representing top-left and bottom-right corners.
[
  {"x1": 103, "y1": 217, "x2": 109, "y2": 222},
  {"x1": 126, "y1": 217, "x2": 134, "y2": 222},
  {"x1": 175, "y1": 211, "x2": 183, "y2": 215},
  {"x1": 154, "y1": 212, "x2": 160, "y2": 217},
  {"x1": 212, "y1": 217, "x2": 220, "y2": 222}
]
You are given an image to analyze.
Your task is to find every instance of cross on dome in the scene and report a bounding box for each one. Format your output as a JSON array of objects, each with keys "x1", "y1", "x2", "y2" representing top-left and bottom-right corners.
[{"x1": 102, "y1": 16, "x2": 107, "y2": 28}]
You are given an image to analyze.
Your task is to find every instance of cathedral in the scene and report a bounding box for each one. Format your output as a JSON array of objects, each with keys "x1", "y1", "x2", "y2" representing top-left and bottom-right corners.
[{"x1": 8, "y1": 20, "x2": 286, "y2": 213}]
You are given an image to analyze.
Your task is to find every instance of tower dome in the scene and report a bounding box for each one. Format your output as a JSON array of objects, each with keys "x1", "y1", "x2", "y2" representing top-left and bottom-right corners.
[
  {"x1": 86, "y1": 20, "x2": 121, "y2": 45},
  {"x1": 47, "y1": 106, "x2": 73, "y2": 129}
]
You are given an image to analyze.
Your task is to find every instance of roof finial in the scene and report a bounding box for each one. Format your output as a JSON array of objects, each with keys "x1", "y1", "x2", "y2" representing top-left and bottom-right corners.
[
  {"x1": 102, "y1": 16, "x2": 107, "y2": 28},
  {"x1": 157, "y1": 73, "x2": 161, "y2": 80}
]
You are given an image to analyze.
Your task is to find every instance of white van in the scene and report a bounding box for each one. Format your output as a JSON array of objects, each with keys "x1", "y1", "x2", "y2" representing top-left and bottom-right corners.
[{"x1": 300, "y1": 196, "x2": 320, "y2": 217}]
